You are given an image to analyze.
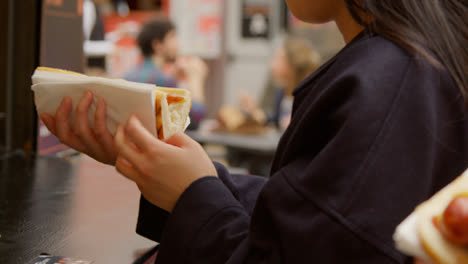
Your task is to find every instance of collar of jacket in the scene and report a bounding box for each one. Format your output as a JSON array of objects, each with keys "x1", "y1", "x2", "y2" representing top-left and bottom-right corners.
[{"x1": 293, "y1": 29, "x2": 372, "y2": 96}]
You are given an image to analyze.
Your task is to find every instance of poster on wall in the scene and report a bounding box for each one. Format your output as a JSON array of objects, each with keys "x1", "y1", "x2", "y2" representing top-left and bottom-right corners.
[
  {"x1": 241, "y1": 0, "x2": 270, "y2": 39},
  {"x1": 104, "y1": 11, "x2": 157, "y2": 78},
  {"x1": 170, "y1": 0, "x2": 222, "y2": 59}
]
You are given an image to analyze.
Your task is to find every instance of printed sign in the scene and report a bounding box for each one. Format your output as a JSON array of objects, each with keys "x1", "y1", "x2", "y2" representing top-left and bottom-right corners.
[
  {"x1": 241, "y1": 0, "x2": 270, "y2": 39},
  {"x1": 171, "y1": 0, "x2": 223, "y2": 58}
]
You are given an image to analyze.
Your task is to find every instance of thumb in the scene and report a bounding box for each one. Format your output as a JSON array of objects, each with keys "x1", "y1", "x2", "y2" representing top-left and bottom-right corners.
[
  {"x1": 164, "y1": 132, "x2": 195, "y2": 148},
  {"x1": 40, "y1": 113, "x2": 57, "y2": 134}
]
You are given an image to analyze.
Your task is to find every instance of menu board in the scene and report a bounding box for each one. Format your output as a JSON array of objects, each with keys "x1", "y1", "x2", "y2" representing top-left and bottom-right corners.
[{"x1": 171, "y1": 0, "x2": 222, "y2": 58}]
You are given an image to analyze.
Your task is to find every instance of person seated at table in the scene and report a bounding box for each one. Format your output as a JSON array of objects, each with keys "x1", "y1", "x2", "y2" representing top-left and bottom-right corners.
[
  {"x1": 124, "y1": 17, "x2": 208, "y2": 130},
  {"x1": 240, "y1": 37, "x2": 320, "y2": 130}
]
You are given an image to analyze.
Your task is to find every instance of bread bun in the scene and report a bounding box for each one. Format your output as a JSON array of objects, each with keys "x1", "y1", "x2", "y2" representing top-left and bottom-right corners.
[{"x1": 416, "y1": 171, "x2": 468, "y2": 264}]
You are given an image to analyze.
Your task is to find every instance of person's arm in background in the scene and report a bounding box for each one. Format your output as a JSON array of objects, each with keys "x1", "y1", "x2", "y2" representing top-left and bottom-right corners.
[
  {"x1": 176, "y1": 56, "x2": 208, "y2": 129},
  {"x1": 239, "y1": 87, "x2": 285, "y2": 128},
  {"x1": 179, "y1": 56, "x2": 208, "y2": 105}
]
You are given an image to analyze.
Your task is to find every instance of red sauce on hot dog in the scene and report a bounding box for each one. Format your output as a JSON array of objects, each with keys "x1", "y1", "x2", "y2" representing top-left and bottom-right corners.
[
  {"x1": 167, "y1": 95, "x2": 184, "y2": 104},
  {"x1": 433, "y1": 193, "x2": 468, "y2": 245}
]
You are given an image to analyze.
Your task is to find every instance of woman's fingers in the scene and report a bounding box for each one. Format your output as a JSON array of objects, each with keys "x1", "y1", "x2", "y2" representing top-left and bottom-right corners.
[
  {"x1": 125, "y1": 116, "x2": 172, "y2": 153},
  {"x1": 55, "y1": 97, "x2": 87, "y2": 152},
  {"x1": 164, "y1": 132, "x2": 194, "y2": 148},
  {"x1": 73, "y1": 91, "x2": 95, "y2": 139},
  {"x1": 94, "y1": 97, "x2": 116, "y2": 155},
  {"x1": 115, "y1": 125, "x2": 145, "y2": 167},
  {"x1": 40, "y1": 113, "x2": 57, "y2": 135},
  {"x1": 73, "y1": 91, "x2": 106, "y2": 157},
  {"x1": 45, "y1": 93, "x2": 117, "y2": 165},
  {"x1": 115, "y1": 156, "x2": 143, "y2": 183}
]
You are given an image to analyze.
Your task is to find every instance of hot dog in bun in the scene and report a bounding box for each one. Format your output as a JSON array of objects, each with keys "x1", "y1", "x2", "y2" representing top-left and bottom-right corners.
[
  {"x1": 31, "y1": 67, "x2": 191, "y2": 140},
  {"x1": 394, "y1": 169, "x2": 468, "y2": 264}
]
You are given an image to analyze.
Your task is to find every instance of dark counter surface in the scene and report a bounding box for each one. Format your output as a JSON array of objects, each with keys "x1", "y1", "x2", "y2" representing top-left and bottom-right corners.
[{"x1": 0, "y1": 153, "x2": 154, "y2": 264}]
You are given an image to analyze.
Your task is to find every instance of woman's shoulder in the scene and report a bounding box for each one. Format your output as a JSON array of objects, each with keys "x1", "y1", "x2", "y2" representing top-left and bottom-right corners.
[
  {"x1": 290, "y1": 31, "x2": 463, "y2": 141},
  {"x1": 335, "y1": 32, "x2": 450, "y2": 84},
  {"x1": 296, "y1": 31, "x2": 459, "y2": 106},
  {"x1": 343, "y1": 32, "x2": 410, "y2": 63}
]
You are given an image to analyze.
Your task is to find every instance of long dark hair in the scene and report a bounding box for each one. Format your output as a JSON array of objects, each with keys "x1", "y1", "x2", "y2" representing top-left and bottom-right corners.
[{"x1": 345, "y1": 0, "x2": 468, "y2": 102}]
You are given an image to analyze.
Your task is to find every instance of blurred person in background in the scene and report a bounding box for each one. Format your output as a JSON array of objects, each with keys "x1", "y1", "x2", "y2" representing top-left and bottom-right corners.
[
  {"x1": 124, "y1": 17, "x2": 208, "y2": 129},
  {"x1": 241, "y1": 37, "x2": 320, "y2": 130}
]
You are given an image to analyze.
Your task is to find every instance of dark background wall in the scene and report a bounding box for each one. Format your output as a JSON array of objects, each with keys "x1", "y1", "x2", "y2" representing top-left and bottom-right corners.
[
  {"x1": 0, "y1": 0, "x2": 42, "y2": 155},
  {"x1": 40, "y1": 0, "x2": 84, "y2": 71},
  {"x1": 0, "y1": 0, "x2": 9, "y2": 151}
]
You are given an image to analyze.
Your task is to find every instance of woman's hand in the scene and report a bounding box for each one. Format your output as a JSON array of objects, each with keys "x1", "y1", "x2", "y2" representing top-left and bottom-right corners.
[
  {"x1": 40, "y1": 90, "x2": 118, "y2": 165},
  {"x1": 114, "y1": 116, "x2": 217, "y2": 212}
]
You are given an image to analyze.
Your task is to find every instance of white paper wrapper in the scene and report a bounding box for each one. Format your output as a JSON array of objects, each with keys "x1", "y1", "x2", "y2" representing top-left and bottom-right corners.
[
  {"x1": 32, "y1": 70, "x2": 157, "y2": 136},
  {"x1": 393, "y1": 212, "x2": 433, "y2": 263}
]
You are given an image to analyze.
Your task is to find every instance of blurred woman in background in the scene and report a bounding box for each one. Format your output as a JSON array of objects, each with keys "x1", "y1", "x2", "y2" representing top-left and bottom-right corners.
[{"x1": 241, "y1": 37, "x2": 320, "y2": 130}]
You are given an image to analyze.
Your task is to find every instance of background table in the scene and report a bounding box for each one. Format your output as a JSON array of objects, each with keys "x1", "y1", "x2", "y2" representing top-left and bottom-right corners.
[
  {"x1": 186, "y1": 129, "x2": 282, "y2": 176},
  {"x1": 0, "y1": 153, "x2": 155, "y2": 264},
  {"x1": 187, "y1": 129, "x2": 281, "y2": 153}
]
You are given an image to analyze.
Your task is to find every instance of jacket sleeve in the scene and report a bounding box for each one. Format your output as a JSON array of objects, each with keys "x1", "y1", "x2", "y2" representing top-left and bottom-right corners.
[
  {"x1": 135, "y1": 162, "x2": 267, "y2": 242},
  {"x1": 154, "y1": 172, "x2": 401, "y2": 264},
  {"x1": 213, "y1": 162, "x2": 267, "y2": 215}
]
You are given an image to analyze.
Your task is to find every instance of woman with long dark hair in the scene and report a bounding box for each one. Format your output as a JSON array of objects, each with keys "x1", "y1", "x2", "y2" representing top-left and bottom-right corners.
[{"x1": 41, "y1": 0, "x2": 468, "y2": 263}]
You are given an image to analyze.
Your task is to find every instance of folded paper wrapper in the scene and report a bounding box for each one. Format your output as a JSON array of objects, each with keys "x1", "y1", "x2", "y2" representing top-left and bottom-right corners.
[
  {"x1": 394, "y1": 212, "x2": 433, "y2": 263},
  {"x1": 32, "y1": 70, "x2": 189, "y2": 137}
]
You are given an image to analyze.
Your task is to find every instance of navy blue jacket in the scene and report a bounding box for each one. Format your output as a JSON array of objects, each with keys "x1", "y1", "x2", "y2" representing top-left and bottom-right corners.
[{"x1": 136, "y1": 31, "x2": 468, "y2": 263}]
